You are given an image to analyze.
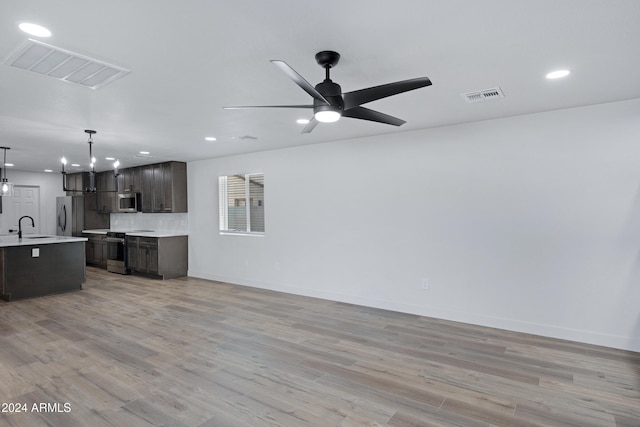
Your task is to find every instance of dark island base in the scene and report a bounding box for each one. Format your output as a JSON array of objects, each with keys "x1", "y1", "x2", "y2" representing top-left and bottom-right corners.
[{"x1": 0, "y1": 241, "x2": 86, "y2": 301}]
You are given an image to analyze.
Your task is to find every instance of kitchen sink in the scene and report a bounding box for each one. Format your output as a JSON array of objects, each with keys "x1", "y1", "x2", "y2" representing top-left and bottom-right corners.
[{"x1": 24, "y1": 236, "x2": 53, "y2": 239}]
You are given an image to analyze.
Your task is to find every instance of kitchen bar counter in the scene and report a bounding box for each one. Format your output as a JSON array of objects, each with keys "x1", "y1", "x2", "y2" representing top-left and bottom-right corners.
[
  {"x1": 0, "y1": 235, "x2": 87, "y2": 301},
  {"x1": 0, "y1": 234, "x2": 88, "y2": 247}
]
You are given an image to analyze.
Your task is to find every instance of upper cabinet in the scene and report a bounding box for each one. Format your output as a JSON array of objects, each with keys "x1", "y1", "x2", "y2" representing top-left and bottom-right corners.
[
  {"x1": 149, "y1": 161, "x2": 187, "y2": 213},
  {"x1": 141, "y1": 165, "x2": 154, "y2": 212},
  {"x1": 74, "y1": 161, "x2": 187, "y2": 214},
  {"x1": 117, "y1": 167, "x2": 142, "y2": 193},
  {"x1": 65, "y1": 172, "x2": 89, "y2": 196},
  {"x1": 120, "y1": 161, "x2": 187, "y2": 213},
  {"x1": 96, "y1": 171, "x2": 116, "y2": 213}
]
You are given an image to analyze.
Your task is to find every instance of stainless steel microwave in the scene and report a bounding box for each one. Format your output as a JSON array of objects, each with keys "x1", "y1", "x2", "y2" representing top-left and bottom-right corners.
[{"x1": 117, "y1": 192, "x2": 141, "y2": 212}]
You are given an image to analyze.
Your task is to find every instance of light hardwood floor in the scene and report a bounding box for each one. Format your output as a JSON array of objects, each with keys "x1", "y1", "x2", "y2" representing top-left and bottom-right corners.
[{"x1": 0, "y1": 267, "x2": 638, "y2": 426}]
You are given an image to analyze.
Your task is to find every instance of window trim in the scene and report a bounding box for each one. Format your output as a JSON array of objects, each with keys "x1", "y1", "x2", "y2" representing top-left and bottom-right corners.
[
  {"x1": 218, "y1": 173, "x2": 265, "y2": 236},
  {"x1": 219, "y1": 231, "x2": 264, "y2": 237}
]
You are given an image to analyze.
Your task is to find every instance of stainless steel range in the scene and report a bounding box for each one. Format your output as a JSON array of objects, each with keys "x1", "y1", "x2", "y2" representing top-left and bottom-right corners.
[{"x1": 105, "y1": 231, "x2": 128, "y2": 274}]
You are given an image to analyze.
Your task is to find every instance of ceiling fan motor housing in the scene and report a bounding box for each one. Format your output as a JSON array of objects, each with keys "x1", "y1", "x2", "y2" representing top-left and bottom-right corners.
[{"x1": 314, "y1": 79, "x2": 343, "y2": 115}]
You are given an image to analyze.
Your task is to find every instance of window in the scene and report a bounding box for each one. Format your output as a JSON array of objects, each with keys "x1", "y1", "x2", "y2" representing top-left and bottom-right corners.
[{"x1": 219, "y1": 173, "x2": 264, "y2": 234}]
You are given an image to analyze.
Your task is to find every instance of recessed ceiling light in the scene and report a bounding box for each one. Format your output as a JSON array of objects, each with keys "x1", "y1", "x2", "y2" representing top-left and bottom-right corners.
[
  {"x1": 205, "y1": 137, "x2": 217, "y2": 141},
  {"x1": 4, "y1": 163, "x2": 14, "y2": 167},
  {"x1": 296, "y1": 119, "x2": 310, "y2": 124},
  {"x1": 18, "y1": 22, "x2": 51, "y2": 37},
  {"x1": 71, "y1": 163, "x2": 80, "y2": 167},
  {"x1": 44, "y1": 169, "x2": 53, "y2": 173},
  {"x1": 139, "y1": 151, "x2": 150, "y2": 155},
  {"x1": 105, "y1": 157, "x2": 115, "y2": 161},
  {"x1": 546, "y1": 69, "x2": 570, "y2": 79}
]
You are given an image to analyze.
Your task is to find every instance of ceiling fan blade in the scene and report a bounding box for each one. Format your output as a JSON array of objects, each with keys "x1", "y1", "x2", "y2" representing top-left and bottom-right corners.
[
  {"x1": 343, "y1": 77, "x2": 432, "y2": 110},
  {"x1": 271, "y1": 60, "x2": 330, "y2": 105},
  {"x1": 301, "y1": 117, "x2": 318, "y2": 134},
  {"x1": 342, "y1": 106, "x2": 406, "y2": 126},
  {"x1": 223, "y1": 105, "x2": 314, "y2": 110}
]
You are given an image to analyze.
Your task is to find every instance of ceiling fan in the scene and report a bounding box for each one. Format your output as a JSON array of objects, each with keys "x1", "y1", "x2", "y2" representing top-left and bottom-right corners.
[{"x1": 224, "y1": 51, "x2": 432, "y2": 133}]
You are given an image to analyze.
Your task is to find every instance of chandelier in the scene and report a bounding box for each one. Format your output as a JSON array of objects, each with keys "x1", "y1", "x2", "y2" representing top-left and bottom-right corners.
[{"x1": 61, "y1": 129, "x2": 120, "y2": 193}]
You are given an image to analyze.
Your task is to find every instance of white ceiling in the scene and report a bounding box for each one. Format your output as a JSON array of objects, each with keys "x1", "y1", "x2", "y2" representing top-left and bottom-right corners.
[{"x1": 1, "y1": 0, "x2": 639, "y2": 173}]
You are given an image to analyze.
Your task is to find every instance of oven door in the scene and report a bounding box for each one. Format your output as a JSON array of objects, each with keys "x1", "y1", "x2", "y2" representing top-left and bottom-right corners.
[{"x1": 105, "y1": 236, "x2": 128, "y2": 274}]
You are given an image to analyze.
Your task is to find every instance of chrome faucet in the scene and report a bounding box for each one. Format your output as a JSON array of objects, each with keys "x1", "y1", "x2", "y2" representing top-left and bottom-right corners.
[{"x1": 18, "y1": 215, "x2": 35, "y2": 239}]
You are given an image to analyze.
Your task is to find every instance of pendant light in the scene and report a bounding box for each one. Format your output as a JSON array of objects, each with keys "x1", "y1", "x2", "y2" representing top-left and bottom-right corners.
[
  {"x1": 61, "y1": 130, "x2": 120, "y2": 193},
  {"x1": 86, "y1": 129, "x2": 97, "y2": 193},
  {"x1": 0, "y1": 147, "x2": 13, "y2": 197}
]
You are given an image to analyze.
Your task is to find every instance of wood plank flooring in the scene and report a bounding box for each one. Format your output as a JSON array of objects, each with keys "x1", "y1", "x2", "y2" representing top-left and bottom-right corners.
[{"x1": 0, "y1": 267, "x2": 638, "y2": 426}]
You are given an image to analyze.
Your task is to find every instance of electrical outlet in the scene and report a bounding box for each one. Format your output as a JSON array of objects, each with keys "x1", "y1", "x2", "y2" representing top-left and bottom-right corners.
[{"x1": 421, "y1": 278, "x2": 429, "y2": 290}]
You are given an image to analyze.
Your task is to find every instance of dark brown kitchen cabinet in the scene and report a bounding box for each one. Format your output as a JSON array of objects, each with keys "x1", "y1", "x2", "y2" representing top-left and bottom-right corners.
[
  {"x1": 140, "y1": 165, "x2": 154, "y2": 212},
  {"x1": 65, "y1": 172, "x2": 89, "y2": 195},
  {"x1": 85, "y1": 234, "x2": 107, "y2": 268},
  {"x1": 151, "y1": 164, "x2": 163, "y2": 211},
  {"x1": 78, "y1": 160, "x2": 187, "y2": 214},
  {"x1": 126, "y1": 235, "x2": 187, "y2": 279},
  {"x1": 117, "y1": 167, "x2": 141, "y2": 193},
  {"x1": 145, "y1": 161, "x2": 187, "y2": 213},
  {"x1": 96, "y1": 171, "x2": 116, "y2": 213},
  {"x1": 127, "y1": 236, "x2": 158, "y2": 274}
]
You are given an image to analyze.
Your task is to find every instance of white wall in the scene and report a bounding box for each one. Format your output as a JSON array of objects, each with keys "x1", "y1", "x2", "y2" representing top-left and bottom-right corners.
[
  {"x1": 188, "y1": 98, "x2": 640, "y2": 352},
  {"x1": 0, "y1": 170, "x2": 65, "y2": 235}
]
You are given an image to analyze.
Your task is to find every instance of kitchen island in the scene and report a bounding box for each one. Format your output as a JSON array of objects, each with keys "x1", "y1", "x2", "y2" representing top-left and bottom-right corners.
[{"x1": 0, "y1": 235, "x2": 87, "y2": 301}]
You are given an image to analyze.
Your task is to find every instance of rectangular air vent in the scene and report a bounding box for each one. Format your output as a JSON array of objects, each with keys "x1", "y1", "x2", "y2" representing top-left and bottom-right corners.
[
  {"x1": 461, "y1": 87, "x2": 505, "y2": 103},
  {"x1": 3, "y1": 39, "x2": 130, "y2": 89}
]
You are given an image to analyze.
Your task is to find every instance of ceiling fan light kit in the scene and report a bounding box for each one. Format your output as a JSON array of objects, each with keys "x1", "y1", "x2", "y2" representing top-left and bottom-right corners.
[
  {"x1": 224, "y1": 50, "x2": 432, "y2": 133},
  {"x1": 314, "y1": 107, "x2": 341, "y2": 123}
]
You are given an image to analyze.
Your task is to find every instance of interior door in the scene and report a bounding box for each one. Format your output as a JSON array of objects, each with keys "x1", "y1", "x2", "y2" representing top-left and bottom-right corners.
[{"x1": 4, "y1": 185, "x2": 40, "y2": 235}]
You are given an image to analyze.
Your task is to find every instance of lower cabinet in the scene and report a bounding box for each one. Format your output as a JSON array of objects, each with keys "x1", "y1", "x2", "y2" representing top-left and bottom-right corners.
[
  {"x1": 85, "y1": 234, "x2": 108, "y2": 268},
  {"x1": 127, "y1": 235, "x2": 187, "y2": 279}
]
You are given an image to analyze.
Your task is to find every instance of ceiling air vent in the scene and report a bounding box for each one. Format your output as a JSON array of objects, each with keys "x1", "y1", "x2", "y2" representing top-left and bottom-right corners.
[
  {"x1": 461, "y1": 86, "x2": 505, "y2": 103},
  {"x1": 3, "y1": 39, "x2": 130, "y2": 89}
]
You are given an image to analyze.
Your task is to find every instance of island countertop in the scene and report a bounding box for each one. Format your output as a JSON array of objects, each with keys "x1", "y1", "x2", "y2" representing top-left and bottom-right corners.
[{"x1": 0, "y1": 234, "x2": 88, "y2": 248}]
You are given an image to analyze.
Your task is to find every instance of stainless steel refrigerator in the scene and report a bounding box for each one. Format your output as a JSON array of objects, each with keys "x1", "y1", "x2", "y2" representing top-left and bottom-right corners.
[{"x1": 56, "y1": 196, "x2": 85, "y2": 236}]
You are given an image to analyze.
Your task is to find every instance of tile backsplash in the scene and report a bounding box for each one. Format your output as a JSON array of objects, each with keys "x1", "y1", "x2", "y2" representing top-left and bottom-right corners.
[{"x1": 110, "y1": 213, "x2": 188, "y2": 234}]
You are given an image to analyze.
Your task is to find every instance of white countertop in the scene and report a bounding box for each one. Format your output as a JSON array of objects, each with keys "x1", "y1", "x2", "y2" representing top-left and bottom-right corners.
[
  {"x1": 0, "y1": 234, "x2": 88, "y2": 248},
  {"x1": 82, "y1": 229, "x2": 188, "y2": 238}
]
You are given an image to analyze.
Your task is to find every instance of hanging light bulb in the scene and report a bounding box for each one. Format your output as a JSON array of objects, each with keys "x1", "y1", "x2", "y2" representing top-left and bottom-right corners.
[{"x1": 0, "y1": 147, "x2": 13, "y2": 197}]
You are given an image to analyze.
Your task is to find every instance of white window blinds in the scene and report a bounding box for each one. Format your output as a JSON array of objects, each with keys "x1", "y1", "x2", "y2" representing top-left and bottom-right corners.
[{"x1": 219, "y1": 173, "x2": 264, "y2": 234}]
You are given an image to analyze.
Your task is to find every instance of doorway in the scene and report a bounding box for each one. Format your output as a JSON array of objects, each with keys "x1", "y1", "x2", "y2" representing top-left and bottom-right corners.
[{"x1": 2, "y1": 185, "x2": 40, "y2": 235}]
